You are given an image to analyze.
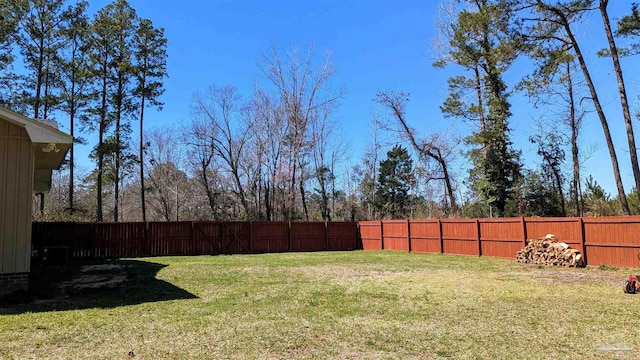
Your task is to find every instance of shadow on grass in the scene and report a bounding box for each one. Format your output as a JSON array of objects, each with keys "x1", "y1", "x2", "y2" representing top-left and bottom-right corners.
[{"x1": 0, "y1": 259, "x2": 198, "y2": 315}]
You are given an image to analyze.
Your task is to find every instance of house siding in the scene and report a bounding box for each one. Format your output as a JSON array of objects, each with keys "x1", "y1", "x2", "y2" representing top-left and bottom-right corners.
[{"x1": 0, "y1": 118, "x2": 34, "y2": 275}]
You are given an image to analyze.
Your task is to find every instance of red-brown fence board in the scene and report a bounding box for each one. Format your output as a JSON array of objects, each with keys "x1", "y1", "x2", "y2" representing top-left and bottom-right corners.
[
  {"x1": 220, "y1": 222, "x2": 251, "y2": 254},
  {"x1": 192, "y1": 222, "x2": 222, "y2": 255},
  {"x1": 586, "y1": 247, "x2": 640, "y2": 268},
  {"x1": 359, "y1": 221, "x2": 382, "y2": 250},
  {"x1": 409, "y1": 220, "x2": 441, "y2": 254},
  {"x1": 250, "y1": 222, "x2": 289, "y2": 253},
  {"x1": 441, "y1": 220, "x2": 478, "y2": 256},
  {"x1": 291, "y1": 222, "x2": 326, "y2": 251},
  {"x1": 583, "y1": 218, "x2": 640, "y2": 245},
  {"x1": 94, "y1": 222, "x2": 145, "y2": 258},
  {"x1": 479, "y1": 219, "x2": 524, "y2": 258},
  {"x1": 525, "y1": 218, "x2": 583, "y2": 252},
  {"x1": 583, "y1": 217, "x2": 640, "y2": 267},
  {"x1": 147, "y1": 222, "x2": 192, "y2": 256},
  {"x1": 327, "y1": 222, "x2": 359, "y2": 250},
  {"x1": 382, "y1": 220, "x2": 408, "y2": 252}
]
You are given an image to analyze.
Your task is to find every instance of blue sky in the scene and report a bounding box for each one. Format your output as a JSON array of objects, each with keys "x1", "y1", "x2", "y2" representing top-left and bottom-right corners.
[{"x1": 72, "y1": 0, "x2": 640, "y2": 198}]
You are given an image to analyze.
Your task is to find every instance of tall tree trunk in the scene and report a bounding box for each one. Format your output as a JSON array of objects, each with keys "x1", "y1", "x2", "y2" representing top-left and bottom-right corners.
[
  {"x1": 201, "y1": 162, "x2": 217, "y2": 219},
  {"x1": 266, "y1": 180, "x2": 273, "y2": 221},
  {"x1": 318, "y1": 173, "x2": 329, "y2": 221},
  {"x1": 43, "y1": 54, "x2": 51, "y2": 120},
  {"x1": 139, "y1": 82, "x2": 147, "y2": 222},
  {"x1": 232, "y1": 166, "x2": 249, "y2": 219},
  {"x1": 97, "y1": 58, "x2": 107, "y2": 222},
  {"x1": 34, "y1": 37, "x2": 45, "y2": 119},
  {"x1": 567, "y1": 62, "x2": 581, "y2": 217},
  {"x1": 473, "y1": 65, "x2": 486, "y2": 132},
  {"x1": 437, "y1": 153, "x2": 456, "y2": 216},
  {"x1": 551, "y1": 165, "x2": 566, "y2": 215},
  {"x1": 264, "y1": 180, "x2": 271, "y2": 221},
  {"x1": 600, "y1": 0, "x2": 640, "y2": 199},
  {"x1": 289, "y1": 158, "x2": 297, "y2": 220},
  {"x1": 114, "y1": 88, "x2": 121, "y2": 222},
  {"x1": 257, "y1": 164, "x2": 263, "y2": 220},
  {"x1": 549, "y1": 5, "x2": 630, "y2": 214},
  {"x1": 69, "y1": 100, "x2": 75, "y2": 213},
  {"x1": 299, "y1": 162, "x2": 309, "y2": 221}
]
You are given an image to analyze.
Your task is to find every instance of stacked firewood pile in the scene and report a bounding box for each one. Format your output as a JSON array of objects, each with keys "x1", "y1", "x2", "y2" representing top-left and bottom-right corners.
[{"x1": 517, "y1": 234, "x2": 584, "y2": 267}]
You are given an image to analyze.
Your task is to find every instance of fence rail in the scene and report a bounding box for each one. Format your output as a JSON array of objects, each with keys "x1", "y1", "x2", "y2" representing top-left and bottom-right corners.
[
  {"x1": 32, "y1": 221, "x2": 360, "y2": 260},
  {"x1": 32, "y1": 217, "x2": 640, "y2": 268},
  {"x1": 360, "y1": 217, "x2": 640, "y2": 268}
]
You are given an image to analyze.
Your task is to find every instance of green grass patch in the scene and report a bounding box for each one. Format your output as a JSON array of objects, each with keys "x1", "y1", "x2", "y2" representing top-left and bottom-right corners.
[{"x1": 1, "y1": 251, "x2": 639, "y2": 359}]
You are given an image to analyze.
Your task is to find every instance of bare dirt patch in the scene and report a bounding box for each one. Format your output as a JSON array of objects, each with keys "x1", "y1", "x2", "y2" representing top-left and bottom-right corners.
[
  {"x1": 291, "y1": 265, "x2": 422, "y2": 281},
  {"x1": 79, "y1": 263, "x2": 125, "y2": 272},
  {"x1": 513, "y1": 268, "x2": 625, "y2": 287},
  {"x1": 59, "y1": 262, "x2": 130, "y2": 291},
  {"x1": 60, "y1": 274, "x2": 128, "y2": 290}
]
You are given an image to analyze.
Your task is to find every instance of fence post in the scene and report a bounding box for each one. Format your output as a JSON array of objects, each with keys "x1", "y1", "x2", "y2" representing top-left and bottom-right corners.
[
  {"x1": 438, "y1": 219, "x2": 444, "y2": 254},
  {"x1": 91, "y1": 223, "x2": 97, "y2": 259},
  {"x1": 407, "y1": 219, "x2": 411, "y2": 253},
  {"x1": 288, "y1": 221, "x2": 292, "y2": 252},
  {"x1": 476, "y1": 219, "x2": 482, "y2": 257},
  {"x1": 580, "y1": 217, "x2": 587, "y2": 265},
  {"x1": 144, "y1": 222, "x2": 150, "y2": 257},
  {"x1": 324, "y1": 221, "x2": 329, "y2": 250},
  {"x1": 249, "y1": 221, "x2": 253, "y2": 254},
  {"x1": 191, "y1": 221, "x2": 195, "y2": 255},
  {"x1": 521, "y1": 216, "x2": 528, "y2": 248},
  {"x1": 380, "y1": 220, "x2": 384, "y2": 250}
]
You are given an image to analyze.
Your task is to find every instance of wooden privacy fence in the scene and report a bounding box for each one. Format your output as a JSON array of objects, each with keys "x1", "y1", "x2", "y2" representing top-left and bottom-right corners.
[
  {"x1": 32, "y1": 221, "x2": 360, "y2": 260},
  {"x1": 32, "y1": 217, "x2": 640, "y2": 268},
  {"x1": 360, "y1": 217, "x2": 640, "y2": 268}
]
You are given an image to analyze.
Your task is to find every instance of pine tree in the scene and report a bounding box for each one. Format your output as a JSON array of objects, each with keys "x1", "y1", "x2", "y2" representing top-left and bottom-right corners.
[
  {"x1": 375, "y1": 145, "x2": 414, "y2": 219},
  {"x1": 0, "y1": 0, "x2": 26, "y2": 108},
  {"x1": 108, "y1": 0, "x2": 137, "y2": 222},
  {"x1": 438, "y1": 0, "x2": 522, "y2": 217},
  {"x1": 88, "y1": 0, "x2": 137, "y2": 221},
  {"x1": 16, "y1": 0, "x2": 69, "y2": 120},
  {"x1": 58, "y1": 0, "x2": 92, "y2": 213},
  {"x1": 88, "y1": 1, "x2": 117, "y2": 221},
  {"x1": 132, "y1": 17, "x2": 167, "y2": 222},
  {"x1": 522, "y1": 1, "x2": 630, "y2": 214}
]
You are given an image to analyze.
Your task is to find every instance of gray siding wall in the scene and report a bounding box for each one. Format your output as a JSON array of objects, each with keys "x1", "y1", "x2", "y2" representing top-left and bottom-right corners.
[{"x1": 0, "y1": 118, "x2": 34, "y2": 274}]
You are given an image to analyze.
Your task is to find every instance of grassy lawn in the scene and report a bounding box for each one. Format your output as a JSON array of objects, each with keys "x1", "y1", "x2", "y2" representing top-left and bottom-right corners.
[{"x1": 1, "y1": 251, "x2": 639, "y2": 359}]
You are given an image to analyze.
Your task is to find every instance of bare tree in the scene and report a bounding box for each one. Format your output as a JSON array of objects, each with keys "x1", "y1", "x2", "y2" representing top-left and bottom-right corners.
[
  {"x1": 249, "y1": 89, "x2": 290, "y2": 220},
  {"x1": 184, "y1": 113, "x2": 220, "y2": 219},
  {"x1": 375, "y1": 91, "x2": 458, "y2": 215},
  {"x1": 144, "y1": 127, "x2": 187, "y2": 221},
  {"x1": 191, "y1": 85, "x2": 253, "y2": 219},
  {"x1": 309, "y1": 104, "x2": 344, "y2": 221},
  {"x1": 259, "y1": 44, "x2": 341, "y2": 220}
]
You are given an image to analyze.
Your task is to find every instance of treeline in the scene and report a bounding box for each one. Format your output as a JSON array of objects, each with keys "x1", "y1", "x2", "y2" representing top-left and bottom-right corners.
[
  {"x1": 368, "y1": 0, "x2": 640, "y2": 219},
  {"x1": 1, "y1": 0, "x2": 167, "y2": 221},
  {"x1": 6, "y1": 0, "x2": 640, "y2": 221}
]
